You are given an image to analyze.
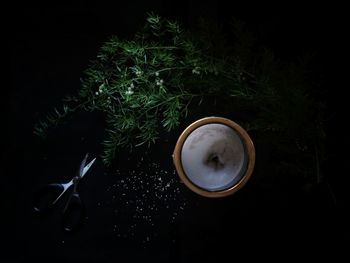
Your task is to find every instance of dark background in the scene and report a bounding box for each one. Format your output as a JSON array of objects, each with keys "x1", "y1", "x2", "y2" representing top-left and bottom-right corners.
[{"x1": 7, "y1": 1, "x2": 348, "y2": 262}]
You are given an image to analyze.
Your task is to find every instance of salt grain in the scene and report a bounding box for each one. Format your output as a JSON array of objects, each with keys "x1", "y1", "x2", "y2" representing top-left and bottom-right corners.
[{"x1": 104, "y1": 159, "x2": 188, "y2": 244}]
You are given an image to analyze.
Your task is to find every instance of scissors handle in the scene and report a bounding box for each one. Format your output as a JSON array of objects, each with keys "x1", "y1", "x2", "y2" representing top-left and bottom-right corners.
[
  {"x1": 61, "y1": 188, "x2": 85, "y2": 232},
  {"x1": 33, "y1": 183, "x2": 67, "y2": 213}
]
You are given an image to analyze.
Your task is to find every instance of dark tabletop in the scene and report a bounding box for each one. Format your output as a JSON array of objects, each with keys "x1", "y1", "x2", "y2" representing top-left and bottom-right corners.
[{"x1": 6, "y1": 1, "x2": 348, "y2": 262}]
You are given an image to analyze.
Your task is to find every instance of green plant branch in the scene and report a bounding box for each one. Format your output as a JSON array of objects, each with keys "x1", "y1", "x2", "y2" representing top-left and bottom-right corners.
[{"x1": 34, "y1": 13, "x2": 325, "y2": 174}]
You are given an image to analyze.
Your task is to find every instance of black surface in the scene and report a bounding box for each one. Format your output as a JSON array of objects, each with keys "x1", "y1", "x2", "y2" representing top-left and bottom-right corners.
[{"x1": 7, "y1": 2, "x2": 348, "y2": 262}]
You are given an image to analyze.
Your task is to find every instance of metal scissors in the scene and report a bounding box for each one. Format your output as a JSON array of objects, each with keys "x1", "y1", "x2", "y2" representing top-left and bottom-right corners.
[{"x1": 33, "y1": 153, "x2": 96, "y2": 232}]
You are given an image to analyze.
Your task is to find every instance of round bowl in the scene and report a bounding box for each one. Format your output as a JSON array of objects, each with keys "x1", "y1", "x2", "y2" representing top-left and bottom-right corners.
[{"x1": 173, "y1": 117, "x2": 255, "y2": 198}]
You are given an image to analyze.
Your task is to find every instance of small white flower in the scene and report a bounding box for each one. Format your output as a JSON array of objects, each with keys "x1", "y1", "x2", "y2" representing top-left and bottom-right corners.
[
  {"x1": 130, "y1": 83, "x2": 134, "y2": 89},
  {"x1": 98, "y1": 83, "x2": 105, "y2": 92},
  {"x1": 192, "y1": 66, "x2": 201, "y2": 75},
  {"x1": 156, "y1": 79, "x2": 164, "y2": 86},
  {"x1": 95, "y1": 91, "x2": 99, "y2": 95},
  {"x1": 155, "y1": 72, "x2": 159, "y2": 76}
]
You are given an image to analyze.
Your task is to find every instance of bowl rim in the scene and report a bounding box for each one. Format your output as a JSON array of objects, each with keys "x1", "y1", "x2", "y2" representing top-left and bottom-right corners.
[{"x1": 172, "y1": 116, "x2": 255, "y2": 198}]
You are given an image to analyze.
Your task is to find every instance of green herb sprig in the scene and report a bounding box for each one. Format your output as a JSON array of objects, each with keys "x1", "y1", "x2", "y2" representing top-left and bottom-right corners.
[{"x1": 35, "y1": 13, "x2": 324, "y2": 178}]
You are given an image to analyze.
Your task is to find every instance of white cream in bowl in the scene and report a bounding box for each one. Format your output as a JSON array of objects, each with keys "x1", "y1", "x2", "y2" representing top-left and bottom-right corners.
[{"x1": 181, "y1": 123, "x2": 247, "y2": 191}]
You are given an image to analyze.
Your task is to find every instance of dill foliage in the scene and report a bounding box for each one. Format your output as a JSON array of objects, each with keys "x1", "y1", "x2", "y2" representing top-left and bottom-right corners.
[{"x1": 34, "y1": 13, "x2": 324, "y2": 173}]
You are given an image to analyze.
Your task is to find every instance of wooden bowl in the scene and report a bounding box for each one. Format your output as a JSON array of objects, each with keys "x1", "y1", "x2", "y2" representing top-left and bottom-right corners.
[{"x1": 173, "y1": 117, "x2": 255, "y2": 198}]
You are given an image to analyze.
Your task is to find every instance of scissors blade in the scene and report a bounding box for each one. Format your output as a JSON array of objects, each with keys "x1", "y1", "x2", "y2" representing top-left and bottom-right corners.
[
  {"x1": 79, "y1": 153, "x2": 89, "y2": 177},
  {"x1": 81, "y1": 157, "x2": 96, "y2": 178}
]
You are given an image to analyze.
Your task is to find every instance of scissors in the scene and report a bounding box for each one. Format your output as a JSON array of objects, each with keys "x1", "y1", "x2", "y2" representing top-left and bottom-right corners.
[{"x1": 33, "y1": 153, "x2": 96, "y2": 232}]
